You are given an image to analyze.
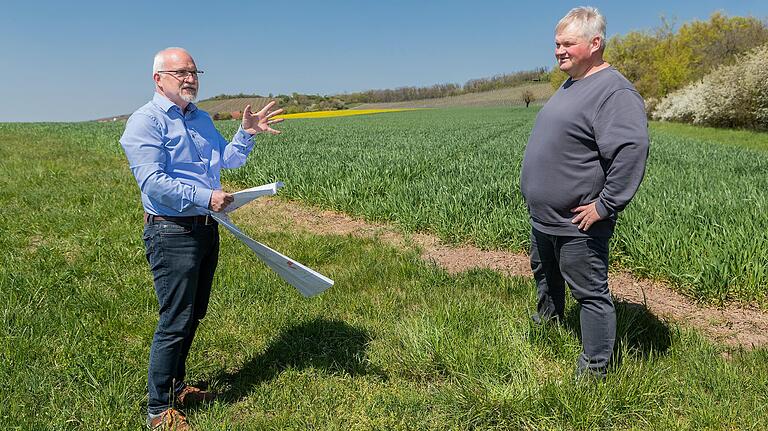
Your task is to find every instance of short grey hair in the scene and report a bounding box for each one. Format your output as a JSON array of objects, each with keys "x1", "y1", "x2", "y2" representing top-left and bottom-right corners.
[
  {"x1": 556, "y1": 6, "x2": 606, "y2": 49},
  {"x1": 152, "y1": 47, "x2": 189, "y2": 74}
]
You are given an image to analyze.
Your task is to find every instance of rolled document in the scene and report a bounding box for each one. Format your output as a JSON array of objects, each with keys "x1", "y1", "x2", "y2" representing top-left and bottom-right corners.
[
  {"x1": 211, "y1": 182, "x2": 333, "y2": 297},
  {"x1": 225, "y1": 181, "x2": 285, "y2": 213}
]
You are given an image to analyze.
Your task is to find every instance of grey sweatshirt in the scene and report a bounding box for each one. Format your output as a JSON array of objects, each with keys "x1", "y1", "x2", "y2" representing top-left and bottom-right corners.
[{"x1": 520, "y1": 67, "x2": 649, "y2": 237}]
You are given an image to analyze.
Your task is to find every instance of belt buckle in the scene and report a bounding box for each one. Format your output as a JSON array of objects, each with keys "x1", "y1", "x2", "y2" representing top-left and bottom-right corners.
[{"x1": 204, "y1": 214, "x2": 214, "y2": 225}]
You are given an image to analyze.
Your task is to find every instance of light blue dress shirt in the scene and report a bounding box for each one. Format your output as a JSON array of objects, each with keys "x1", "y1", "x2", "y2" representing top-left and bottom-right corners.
[{"x1": 120, "y1": 93, "x2": 255, "y2": 216}]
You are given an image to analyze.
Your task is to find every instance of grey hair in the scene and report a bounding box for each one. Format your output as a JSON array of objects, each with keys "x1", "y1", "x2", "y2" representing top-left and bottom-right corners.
[
  {"x1": 556, "y1": 6, "x2": 606, "y2": 48},
  {"x1": 152, "y1": 47, "x2": 189, "y2": 74}
]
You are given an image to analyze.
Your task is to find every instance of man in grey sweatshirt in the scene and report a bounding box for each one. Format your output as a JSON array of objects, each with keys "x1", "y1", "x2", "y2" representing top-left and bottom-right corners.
[{"x1": 520, "y1": 7, "x2": 649, "y2": 377}]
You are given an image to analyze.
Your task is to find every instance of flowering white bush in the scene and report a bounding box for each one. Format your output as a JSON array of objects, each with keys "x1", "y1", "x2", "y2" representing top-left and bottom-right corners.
[
  {"x1": 652, "y1": 44, "x2": 768, "y2": 130},
  {"x1": 753, "y1": 60, "x2": 768, "y2": 128},
  {"x1": 652, "y1": 80, "x2": 708, "y2": 123}
]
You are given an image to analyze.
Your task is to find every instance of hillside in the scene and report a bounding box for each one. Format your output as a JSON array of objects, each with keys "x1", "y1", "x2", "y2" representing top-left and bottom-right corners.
[
  {"x1": 196, "y1": 96, "x2": 273, "y2": 114},
  {"x1": 350, "y1": 83, "x2": 553, "y2": 109},
  {"x1": 196, "y1": 83, "x2": 554, "y2": 114},
  {"x1": 98, "y1": 82, "x2": 553, "y2": 122}
]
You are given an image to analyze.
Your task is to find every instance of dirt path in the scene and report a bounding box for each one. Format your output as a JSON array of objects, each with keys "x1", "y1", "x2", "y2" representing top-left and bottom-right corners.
[{"x1": 236, "y1": 197, "x2": 768, "y2": 349}]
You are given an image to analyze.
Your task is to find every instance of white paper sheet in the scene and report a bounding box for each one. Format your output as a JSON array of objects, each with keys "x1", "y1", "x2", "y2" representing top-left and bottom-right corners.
[
  {"x1": 211, "y1": 183, "x2": 333, "y2": 297},
  {"x1": 225, "y1": 181, "x2": 284, "y2": 213}
]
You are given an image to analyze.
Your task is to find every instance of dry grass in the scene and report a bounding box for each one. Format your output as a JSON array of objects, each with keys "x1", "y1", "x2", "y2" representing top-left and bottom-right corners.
[
  {"x1": 351, "y1": 83, "x2": 554, "y2": 109},
  {"x1": 196, "y1": 97, "x2": 272, "y2": 113}
]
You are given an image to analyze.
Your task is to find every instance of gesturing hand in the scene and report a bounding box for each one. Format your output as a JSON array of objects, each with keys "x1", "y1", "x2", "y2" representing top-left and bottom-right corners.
[
  {"x1": 241, "y1": 101, "x2": 285, "y2": 135},
  {"x1": 209, "y1": 190, "x2": 234, "y2": 212},
  {"x1": 571, "y1": 202, "x2": 605, "y2": 231}
]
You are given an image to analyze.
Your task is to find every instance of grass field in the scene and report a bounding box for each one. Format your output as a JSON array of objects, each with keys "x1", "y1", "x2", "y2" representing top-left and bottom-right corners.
[
  {"x1": 650, "y1": 121, "x2": 768, "y2": 152},
  {"x1": 1, "y1": 115, "x2": 767, "y2": 429},
  {"x1": 218, "y1": 107, "x2": 768, "y2": 308}
]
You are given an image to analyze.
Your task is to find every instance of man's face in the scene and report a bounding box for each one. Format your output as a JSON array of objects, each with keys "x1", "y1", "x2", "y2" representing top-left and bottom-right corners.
[
  {"x1": 554, "y1": 26, "x2": 599, "y2": 79},
  {"x1": 154, "y1": 51, "x2": 199, "y2": 108}
]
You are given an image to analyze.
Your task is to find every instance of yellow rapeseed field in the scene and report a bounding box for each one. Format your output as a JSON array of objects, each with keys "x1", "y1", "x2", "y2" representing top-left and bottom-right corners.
[{"x1": 274, "y1": 109, "x2": 419, "y2": 119}]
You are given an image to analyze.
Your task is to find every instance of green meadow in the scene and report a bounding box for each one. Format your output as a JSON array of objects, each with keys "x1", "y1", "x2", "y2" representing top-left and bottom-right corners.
[
  {"x1": 224, "y1": 107, "x2": 768, "y2": 307},
  {"x1": 1, "y1": 111, "x2": 767, "y2": 429}
]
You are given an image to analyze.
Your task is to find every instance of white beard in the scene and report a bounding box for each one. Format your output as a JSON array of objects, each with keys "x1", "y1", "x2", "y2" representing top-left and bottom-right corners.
[{"x1": 180, "y1": 87, "x2": 197, "y2": 103}]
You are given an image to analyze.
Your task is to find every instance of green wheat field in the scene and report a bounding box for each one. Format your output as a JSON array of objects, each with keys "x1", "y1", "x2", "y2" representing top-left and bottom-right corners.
[{"x1": 1, "y1": 108, "x2": 767, "y2": 429}]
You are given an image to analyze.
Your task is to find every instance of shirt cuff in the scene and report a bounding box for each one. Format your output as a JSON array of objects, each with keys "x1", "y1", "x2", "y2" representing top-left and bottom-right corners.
[
  {"x1": 236, "y1": 126, "x2": 255, "y2": 143},
  {"x1": 194, "y1": 186, "x2": 213, "y2": 210}
]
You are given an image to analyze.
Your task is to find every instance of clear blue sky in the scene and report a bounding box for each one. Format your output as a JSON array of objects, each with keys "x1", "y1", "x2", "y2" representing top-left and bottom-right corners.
[{"x1": 2, "y1": 0, "x2": 766, "y2": 122}]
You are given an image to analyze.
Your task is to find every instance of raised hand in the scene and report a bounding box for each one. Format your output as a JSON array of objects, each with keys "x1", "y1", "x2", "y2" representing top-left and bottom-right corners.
[{"x1": 241, "y1": 101, "x2": 285, "y2": 135}]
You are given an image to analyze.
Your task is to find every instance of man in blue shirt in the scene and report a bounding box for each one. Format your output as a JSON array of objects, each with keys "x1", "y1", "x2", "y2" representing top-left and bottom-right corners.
[{"x1": 120, "y1": 47, "x2": 283, "y2": 430}]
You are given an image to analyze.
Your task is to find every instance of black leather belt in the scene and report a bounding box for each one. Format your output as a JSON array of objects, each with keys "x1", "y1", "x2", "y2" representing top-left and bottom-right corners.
[{"x1": 144, "y1": 213, "x2": 216, "y2": 225}]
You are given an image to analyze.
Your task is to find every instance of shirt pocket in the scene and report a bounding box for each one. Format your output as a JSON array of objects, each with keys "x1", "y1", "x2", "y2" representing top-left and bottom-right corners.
[{"x1": 187, "y1": 128, "x2": 212, "y2": 162}]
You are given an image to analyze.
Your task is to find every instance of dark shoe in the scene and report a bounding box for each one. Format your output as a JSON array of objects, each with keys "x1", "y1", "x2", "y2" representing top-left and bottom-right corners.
[
  {"x1": 575, "y1": 367, "x2": 607, "y2": 383},
  {"x1": 531, "y1": 312, "x2": 561, "y2": 326},
  {"x1": 148, "y1": 408, "x2": 191, "y2": 430},
  {"x1": 177, "y1": 384, "x2": 217, "y2": 407},
  {"x1": 531, "y1": 312, "x2": 543, "y2": 325}
]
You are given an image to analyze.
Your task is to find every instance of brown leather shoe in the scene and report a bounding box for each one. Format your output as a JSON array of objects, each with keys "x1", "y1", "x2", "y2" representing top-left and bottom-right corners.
[
  {"x1": 176, "y1": 384, "x2": 217, "y2": 407},
  {"x1": 148, "y1": 408, "x2": 191, "y2": 430}
]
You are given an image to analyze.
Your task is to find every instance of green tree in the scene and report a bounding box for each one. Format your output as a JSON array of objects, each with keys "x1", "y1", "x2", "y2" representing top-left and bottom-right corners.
[
  {"x1": 548, "y1": 67, "x2": 569, "y2": 90},
  {"x1": 522, "y1": 89, "x2": 535, "y2": 107},
  {"x1": 605, "y1": 13, "x2": 768, "y2": 102}
]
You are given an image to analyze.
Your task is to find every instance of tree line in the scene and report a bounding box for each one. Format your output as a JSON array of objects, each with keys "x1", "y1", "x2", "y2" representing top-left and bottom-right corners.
[
  {"x1": 202, "y1": 67, "x2": 548, "y2": 112},
  {"x1": 341, "y1": 68, "x2": 547, "y2": 104},
  {"x1": 607, "y1": 13, "x2": 768, "y2": 103}
]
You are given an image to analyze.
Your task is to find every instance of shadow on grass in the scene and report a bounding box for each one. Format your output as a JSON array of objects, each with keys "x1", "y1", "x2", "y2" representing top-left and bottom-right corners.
[
  {"x1": 564, "y1": 299, "x2": 673, "y2": 359},
  {"x1": 214, "y1": 317, "x2": 386, "y2": 402}
]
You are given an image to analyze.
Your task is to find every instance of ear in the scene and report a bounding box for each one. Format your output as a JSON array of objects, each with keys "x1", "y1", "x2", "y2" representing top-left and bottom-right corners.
[
  {"x1": 153, "y1": 72, "x2": 162, "y2": 86},
  {"x1": 590, "y1": 36, "x2": 602, "y2": 54}
]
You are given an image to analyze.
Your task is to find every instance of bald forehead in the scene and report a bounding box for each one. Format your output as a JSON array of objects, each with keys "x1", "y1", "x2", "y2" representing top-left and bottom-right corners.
[
  {"x1": 153, "y1": 48, "x2": 196, "y2": 73},
  {"x1": 159, "y1": 49, "x2": 195, "y2": 65}
]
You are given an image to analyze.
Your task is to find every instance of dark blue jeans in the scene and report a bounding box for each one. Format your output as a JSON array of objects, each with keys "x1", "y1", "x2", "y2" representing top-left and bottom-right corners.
[
  {"x1": 143, "y1": 219, "x2": 219, "y2": 415},
  {"x1": 529, "y1": 228, "x2": 615, "y2": 375}
]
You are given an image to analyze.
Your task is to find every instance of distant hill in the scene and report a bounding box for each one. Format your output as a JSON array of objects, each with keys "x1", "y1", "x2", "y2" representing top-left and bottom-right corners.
[
  {"x1": 196, "y1": 97, "x2": 273, "y2": 114},
  {"x1": 194, "y1": 68, "x2": 549, "y2": 116},
  {"x1": 351, "y1": 83, "x2": 553, "y2": 109},
  {"x1": 95, "y1": 114, "x2": 130, "y2": 122},
  {"x1": 193, "y1": 82, "x2": 554, "y2": 116},
  {"x1": 96, "y1": 84, "x2": 553, "y2": 122}
]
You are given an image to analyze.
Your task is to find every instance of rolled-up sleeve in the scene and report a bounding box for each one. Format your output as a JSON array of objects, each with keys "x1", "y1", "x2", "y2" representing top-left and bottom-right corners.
[{"x1": 120, "y1": 113, "x2": 212, "y2": 212}]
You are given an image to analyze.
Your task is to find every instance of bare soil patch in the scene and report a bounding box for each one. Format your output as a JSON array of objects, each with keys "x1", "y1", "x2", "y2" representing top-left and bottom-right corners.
[{"x1": 235, "y1": 197, "x2": 768, "y2": 349}]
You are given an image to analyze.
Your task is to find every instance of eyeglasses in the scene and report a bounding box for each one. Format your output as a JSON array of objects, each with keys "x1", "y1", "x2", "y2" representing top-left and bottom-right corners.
[{"x1": 157, "y1": 70, "x2": 204, "y2": 79}]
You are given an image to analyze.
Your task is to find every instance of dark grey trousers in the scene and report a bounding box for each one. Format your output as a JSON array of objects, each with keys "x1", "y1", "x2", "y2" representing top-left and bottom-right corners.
[{"x1": 530, "y1": 228, "x2": 615, "y2": 375}]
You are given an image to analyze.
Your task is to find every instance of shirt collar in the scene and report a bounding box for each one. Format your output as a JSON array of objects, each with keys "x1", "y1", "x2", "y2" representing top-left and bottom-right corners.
[{"x1": 152, "y1": 92, "x2": 198, "y2": 115}]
